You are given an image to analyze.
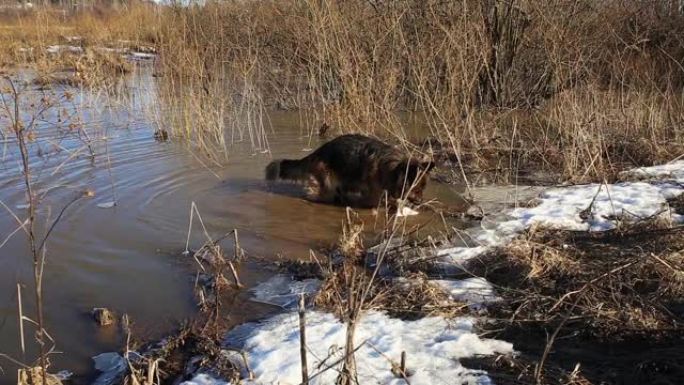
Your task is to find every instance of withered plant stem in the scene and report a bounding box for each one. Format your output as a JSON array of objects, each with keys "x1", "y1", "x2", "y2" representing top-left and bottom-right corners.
[
  {"x1": 298, "y1": 294, "x2": 309, "y2": 385},
  {"x1": 6, "y1": 78, "x2": 48, "y2": 385}
]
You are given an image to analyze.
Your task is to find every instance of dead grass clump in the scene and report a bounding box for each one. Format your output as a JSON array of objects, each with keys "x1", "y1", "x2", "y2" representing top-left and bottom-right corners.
[
  {"x1": 313, "y1": 261, "x2": 370, "y2": 316},
  {"x1": 474, "y1": 224, "x2": 684, "y2": 340},
  {"x1": 373, "y1": 273, "x2": 464, "y2": 320},
  {"x1": 29, "y1": 49, "x2": 132, "y2": 90},
  {"x1": 462, "y1": 353, "x2": 592, "y2": 385},
  {"x1": 314, "y1": 235, "x2": 463, "y2": 319},
  {"x1": 121, "y1": 321, "x2": 241, "y2": 385},
  {"x1": 314, "y1": 209, "x2": 381, "y2": 317},
  {"x1": 496, "y1": 237, "x2": 581, "y2": 281},
  {"x1": 17, "y1": 367, "x2": 63, "y2": 385},
  {"x1": 32, "y1": 72, "x2": 79, "y2": 89},
  {"x1": 386, "y1": 245, "x2": 443, "y2": 278},
  {"x1": 338, "y1": 208, "x2": 365, "y2": 261},
  {"x1": 62, "y1": 50, "x2": 132, "y2": 87},
  {"x1": 313, "y1": 266, "x2": 462, "y2": 320},
  {"x1": 276, "y1": 259, "x2": 327, "y2": 280}
]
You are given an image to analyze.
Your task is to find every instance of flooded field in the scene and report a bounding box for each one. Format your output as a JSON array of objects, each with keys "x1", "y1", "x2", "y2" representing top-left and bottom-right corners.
[{"x1": 0, "y1": 66, "x2": 468, "y2": 384}]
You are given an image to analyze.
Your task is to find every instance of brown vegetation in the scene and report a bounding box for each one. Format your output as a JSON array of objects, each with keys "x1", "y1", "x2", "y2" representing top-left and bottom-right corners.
[
  {"x1": 465, "y1": 222, "x2": 684, "y2": 384},
  {"x1": 4, "y1": 1, "x2": 683, "y2": 179},
  {"x1": 483, "y1": 226, "x2": 684, "y2": 337},
  {"x1": 148, "y1": 0, "x2": 684, "y2": 181}
]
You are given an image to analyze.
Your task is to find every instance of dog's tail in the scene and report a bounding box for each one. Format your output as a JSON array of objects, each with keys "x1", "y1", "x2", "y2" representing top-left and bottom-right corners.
[{"x1": 265, "y1": 159, "x2": 310, "y2": 182}]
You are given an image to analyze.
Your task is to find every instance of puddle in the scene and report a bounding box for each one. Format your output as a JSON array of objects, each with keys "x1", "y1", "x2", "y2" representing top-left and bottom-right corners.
[{"x1": 0, "y1": 67, "x2": 469, "y2": 384}]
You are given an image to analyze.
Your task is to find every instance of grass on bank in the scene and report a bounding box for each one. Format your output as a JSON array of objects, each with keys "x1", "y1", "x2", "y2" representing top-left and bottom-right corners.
[{"x1": 2, "y1": 1, "x2": 684, "y2": 181}]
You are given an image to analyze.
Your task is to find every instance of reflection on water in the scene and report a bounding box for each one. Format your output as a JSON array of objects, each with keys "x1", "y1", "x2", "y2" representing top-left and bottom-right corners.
[{"x1": 0, "y1": 66, "x2": 466, "y2": 384}]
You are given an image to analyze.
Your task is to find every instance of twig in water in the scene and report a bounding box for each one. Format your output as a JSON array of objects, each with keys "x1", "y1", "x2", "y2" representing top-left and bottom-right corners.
[
  {"x1": 17, "y1": 284, "x2": 25, "y2": 357},
  {"x1": 229, "y1": 230, "x2": 244, "y2": 288}
]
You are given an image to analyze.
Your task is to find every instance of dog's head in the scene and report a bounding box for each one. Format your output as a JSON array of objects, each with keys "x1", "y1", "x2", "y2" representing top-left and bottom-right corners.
[{"x1": 392, "y1": 158, "x2": 435, "y2": 205}]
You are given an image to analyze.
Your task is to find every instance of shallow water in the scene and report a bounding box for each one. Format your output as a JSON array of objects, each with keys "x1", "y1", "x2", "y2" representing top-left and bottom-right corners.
[{"x1": 0, "y1": 67, "x2": 467, "y2": 383}]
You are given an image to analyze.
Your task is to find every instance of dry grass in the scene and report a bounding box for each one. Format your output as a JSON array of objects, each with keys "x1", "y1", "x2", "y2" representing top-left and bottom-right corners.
[
  {"x1": 668, "y1": 193, "x2": 684, "y2": 214},
  {"x1": 312, "y1": 208, "x2": 461, "y2": 320},
  {"x1": 462, "y1": 353, "x2": 593, "y2": 385},
  {"x1": 145, "y1": 0, "x2": 684, "y2": 180},
  {"x1": 2, "y1": 2, "x2": 683, "y2": 177},
  {"x1": 455, "y1": 221, "x2": 684, "y2": 385},
  {"x1": 473, "y1": 222, "x2": 684, "y2": 339},
  {"x1": 98, "y1": 314, "x2": 242, "y2": 385},
  {"x1": 31, "y1": 48, "x2": 132, "y2": 89},
  {"x1": 0, "y1": 4, "x2": 158, "y2": 60},
  {"x1": 0, "y1": 5, "x2": 154, "y2": 101},
  {"x1": 373, "y1": 272, "x2": 466, "y2": 319}
]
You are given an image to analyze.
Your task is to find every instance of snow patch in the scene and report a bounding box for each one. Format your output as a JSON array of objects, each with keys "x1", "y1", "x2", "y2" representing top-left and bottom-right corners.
[
  {"x1": 503, "y1": 182, "x2": 681, "y2": 232},
  {"x1": 96, "y1": 201, "x2": 117, "y2": 209},
  {"x1": 55, "y1": 371, "x2": 73, "y2": 381},
  {"x1": 619, "y1": 160, "x2": 684, "y2": 181},
  {"x1": 432, "y1": 278, "x2": 499, "y2": 309},
  {"x1": 225, "y1": 310, "x2": 512, "y2": 385},
  {"x1": 181, "y1": 374, "x2": 232, "y2": 385},
  {"x1": 128, "y1": 52, "x2": 157, "y2": 61},
  {"x1": 46, "y1": 45, "x2": 83, "y2": 54},
  {"x1": 434, "y1": 162, "x2": 684, "y2": 271}
]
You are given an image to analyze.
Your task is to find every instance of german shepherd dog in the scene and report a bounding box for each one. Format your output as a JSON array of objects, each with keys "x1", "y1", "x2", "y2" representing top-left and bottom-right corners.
[{"x1": 265, "y1": 134, "x2": 434, "y2": 208}]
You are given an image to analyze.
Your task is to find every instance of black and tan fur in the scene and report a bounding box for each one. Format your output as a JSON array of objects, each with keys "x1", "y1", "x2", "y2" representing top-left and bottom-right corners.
[{"x1": 265, "y1": 134, "x2": 434, "y2": 208}]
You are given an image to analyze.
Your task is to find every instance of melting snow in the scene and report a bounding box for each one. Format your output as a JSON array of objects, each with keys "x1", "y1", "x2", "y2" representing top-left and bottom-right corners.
[
  {"x1": 223, "y1": 311, "x2": 512, "y2": 385},
  {"x1": 46, "y1": 45, "x2": 83, "y2": 54},
  {"x1": 181, "y1": 374, "x2": 232, "y2": 385},
  {"x1": 501, "y1": 182, "x2": 680, "y2": 232},
  {"x1": 128, "y1": 52, "x2": 157, "y2": 61},
  {"x1": 435, "y1": 161, "x2": 684, "y2": 268},
  {"x1": 619, "y1": 160, "x2": 684, "y2": 181},
  {"x1": 96, "y1": 201, "x2": 117, "y2": 209},
  {"x1": 92, "y1": 352, "x2": 127, "y2": 385},
  {"x1": 431, "y1": 278, "x2": 499, "y2": 309}
]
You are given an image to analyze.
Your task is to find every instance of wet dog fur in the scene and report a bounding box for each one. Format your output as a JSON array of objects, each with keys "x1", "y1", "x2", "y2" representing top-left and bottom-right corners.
[{"x1": 265, "y1": 134, "x2": 434, "y2": 208}]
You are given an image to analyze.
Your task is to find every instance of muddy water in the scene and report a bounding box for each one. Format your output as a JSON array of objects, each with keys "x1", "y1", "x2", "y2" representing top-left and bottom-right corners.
[{"x1": 0, "y1": 69, "x2": 466, "y2": 384}]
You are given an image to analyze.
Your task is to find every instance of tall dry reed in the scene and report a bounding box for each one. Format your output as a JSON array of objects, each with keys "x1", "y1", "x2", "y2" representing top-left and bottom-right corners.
[{"x1": 3, "y1": 1, "x2": 683, "y2": 178}]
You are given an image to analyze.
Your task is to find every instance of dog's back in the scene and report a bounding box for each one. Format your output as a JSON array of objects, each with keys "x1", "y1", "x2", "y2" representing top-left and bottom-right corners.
[{"x1": 266, "y1": 134, "x2": 433, "y2": 207}]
